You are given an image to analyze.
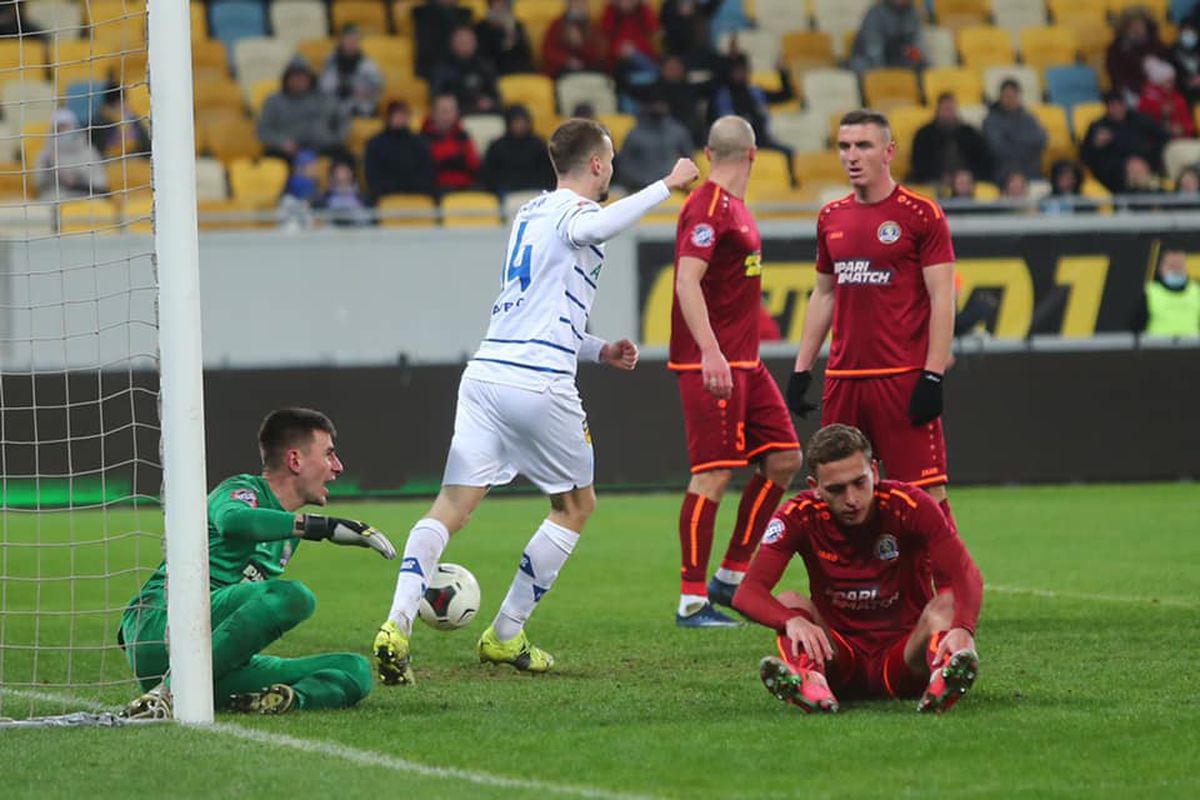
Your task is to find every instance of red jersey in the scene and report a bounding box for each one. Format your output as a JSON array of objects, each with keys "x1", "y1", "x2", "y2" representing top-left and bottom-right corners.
[
  {"x1": 735, "y1": 480, "x2": 982, "y2": 652},
  {"x1": 669, "y1": 182, "x2": 764, "y2": 371},
  {"x1": 815, "y1": 186, "x2": 955, "y2": 378}
]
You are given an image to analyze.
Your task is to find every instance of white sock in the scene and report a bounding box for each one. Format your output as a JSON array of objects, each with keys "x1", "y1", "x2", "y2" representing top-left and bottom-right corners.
[
  {"x1": 714, "y1": 568, "x2": 745, "y2": 585},
  {"x1": 387, "y1": 518, "x2": 450, "y2": 635},
  {"x1": 492, "y1": 519, "x2": 579, "y2": 642},
  {"x1": 678, "y1": 594, "x2": 707, "y2": 616}
]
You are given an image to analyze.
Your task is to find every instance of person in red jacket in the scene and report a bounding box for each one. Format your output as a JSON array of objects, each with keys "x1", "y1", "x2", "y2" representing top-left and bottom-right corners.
[
  {"x1": 542, "y1": 0, "x2": 607, "y2": 78},
  {"x1": 733, "y1": 424, "x2": 984, "y2": 714},
  {"x1": 420, "y1": 93, "x2": 482, "y2": 193},
  {"x1": 601, "y1": 0, "x2": 659, "y2": 72},
  {"x1": 1137, "y1": 56, "x2": 1197, "y2": 139}
]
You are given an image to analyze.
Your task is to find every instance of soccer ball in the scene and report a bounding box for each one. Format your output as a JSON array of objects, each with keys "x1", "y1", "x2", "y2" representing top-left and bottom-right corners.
[{"x1": 417, "y1": 563, "x2": 481, "y2": 630}]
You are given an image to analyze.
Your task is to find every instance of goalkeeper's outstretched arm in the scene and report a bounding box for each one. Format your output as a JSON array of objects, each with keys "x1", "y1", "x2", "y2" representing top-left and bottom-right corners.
[{"x1": 213, "y1": 505, "x2": 395, "y2": 559}]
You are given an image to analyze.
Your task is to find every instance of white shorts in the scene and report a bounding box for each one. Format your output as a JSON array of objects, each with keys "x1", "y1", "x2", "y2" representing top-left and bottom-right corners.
[{"x1": 442, "y1": 377, "x2": 594, "y2": 494}]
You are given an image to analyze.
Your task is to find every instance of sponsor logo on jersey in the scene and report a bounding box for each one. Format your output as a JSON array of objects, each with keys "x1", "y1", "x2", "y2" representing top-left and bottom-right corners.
[
  {"x1": 877, "y1": 220, "x2": 902, "y2": 244},
  {"x1": 874, "y1": 534, "x2": 899, "y2": 561},
  {"x1": 690, "y1": 223, "x2": 716, "y2": 247},
  {"x1": 400, "y1": 557, "x2": 424, "y2": 576},
  {"x1": 762, "y1": 518, "x2": 786, "y2": 545},
  {"x1": 492, "y1": 297, "x2": 526, "y2": 315},
  {"x1": 743, "y1": 252, "x2": 763, "y2": 277},
  {"x1": 824, "y1": 586, "x2": 900, "y2": 611},
  {"x1": 231, "y1": 488, "x2": 258, "y2": 508},
  {"x1": 833, "y1": 260, "x2": 894, "y2": 285},
  {"x1": 817, "y1": 548, "x2": 839, "y2": 563},
  {"x1": 241, "y1": 563, "x2": 266, "y2": 583}
]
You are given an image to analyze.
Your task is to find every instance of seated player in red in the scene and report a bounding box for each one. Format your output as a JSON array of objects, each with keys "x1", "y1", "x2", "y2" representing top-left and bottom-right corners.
[{"x1": 733, "y1": 424, "x2": 983, "y2": 713}]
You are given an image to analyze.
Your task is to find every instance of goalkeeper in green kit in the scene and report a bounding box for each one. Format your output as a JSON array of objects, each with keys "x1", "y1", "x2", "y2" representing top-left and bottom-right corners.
[{"x1": 119, "y1": 408, "x2": 396, "y2": 716}]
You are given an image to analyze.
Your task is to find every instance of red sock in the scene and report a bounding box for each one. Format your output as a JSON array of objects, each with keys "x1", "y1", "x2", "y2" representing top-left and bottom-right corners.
[
  {"x1": 721, "y1": 473, "x2": 785, "y2": 571},
  {"x1": 939, "y1": 498, "x2": 958, "y2": 533},
  {"x1": 679, "y1": 492, "x2": 718, "y2": 596},
  {"x1": 926, "y1": 629, "x2": 949, "y2": 670}
]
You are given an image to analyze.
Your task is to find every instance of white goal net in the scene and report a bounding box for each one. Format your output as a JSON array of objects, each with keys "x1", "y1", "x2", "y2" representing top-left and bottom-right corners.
[{"x1": 0, "y1": 0, "x2": 206, "y2": 724}]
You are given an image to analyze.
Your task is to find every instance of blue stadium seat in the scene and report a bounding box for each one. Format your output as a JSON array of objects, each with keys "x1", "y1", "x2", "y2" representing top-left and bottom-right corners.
[
  {"x1": 1171, "y1": 0, "x2": 1198, "y2": 23},
  {"x1": 209, "y1": 1, "x2": 268, "y2": 62},
  {"x1": 709, "y1": 0, "x2": 751, "y2": 41},
  {"x1": 65, "y1": 81, "x2": 105, "y2": 126},
  {"x1": 1045, "y1": 65, "x2": 1100, "y2": 113}
]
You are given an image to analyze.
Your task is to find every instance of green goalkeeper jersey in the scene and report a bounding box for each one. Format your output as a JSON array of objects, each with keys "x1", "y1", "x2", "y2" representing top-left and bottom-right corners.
[{"x1": 132, "y1": 474, "x2": 300, "y2": 603}]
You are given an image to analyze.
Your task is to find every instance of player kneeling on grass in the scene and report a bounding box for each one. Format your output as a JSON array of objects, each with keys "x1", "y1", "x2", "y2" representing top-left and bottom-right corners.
[
  {"x1": 119, "y1": 408, "x2": 396, "y2": 717},
  {"x1": 733, "y1": 424, "x2": 983, "y2": 714}
]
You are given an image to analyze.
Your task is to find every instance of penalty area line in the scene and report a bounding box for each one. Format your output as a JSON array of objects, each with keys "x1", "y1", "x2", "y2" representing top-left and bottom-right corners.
[
  {"x1": 3, "y1": 687, "x2": 658, "y2": 800},
  {"x1": 988, "y1": 585, "x2": 1198, "y2": 609}
]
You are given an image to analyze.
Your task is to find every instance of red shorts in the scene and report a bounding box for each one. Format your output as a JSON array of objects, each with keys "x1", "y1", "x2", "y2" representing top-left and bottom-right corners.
[
  {"x1": 677, "y1": 363, "x2": 799, "y2": 473},
  {"x1": 778, "y1": 629, "x2": 925, "y2": 700},
  {"x1": 821, "y1": 372, "x2": 949, "y2": 487}
]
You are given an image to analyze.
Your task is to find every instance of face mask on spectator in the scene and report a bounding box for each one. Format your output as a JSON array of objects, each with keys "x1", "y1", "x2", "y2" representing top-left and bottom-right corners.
[
  {"x1": 1162, "y1": 271, "x2": 1189, "y2": 288},
  {"x1": 1181, "y1": 30, "x2": 1198, "y2": 49}
]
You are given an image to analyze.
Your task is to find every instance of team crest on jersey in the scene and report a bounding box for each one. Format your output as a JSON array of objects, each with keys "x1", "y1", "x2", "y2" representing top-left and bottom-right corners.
[
  {"x1": 877, "y1": 220, "x2": 902, "y2": 244},
  {"x1": 874, "y1": 533, "x2": 899, "y2": 561},
  {"x1": 582, "y1": 419, "x2": 592, "y2": 445},
  {"x1": 762, "y1": 519, "x2": 785, "y2": 545},
  {"x1": 690, "y1": 223, "x2": 716, "y2": 247},
  {"x1": 231, "y1": 488, "x2": 258, "y2": 508}
]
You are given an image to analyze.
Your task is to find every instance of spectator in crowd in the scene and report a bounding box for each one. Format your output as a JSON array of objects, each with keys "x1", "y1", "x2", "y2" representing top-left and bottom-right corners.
[
  {"x1": 481, "y1": 105, "x2": 556, "y2": 197},
  {"x1": 93, "y1": 85, "x2": 151, "y2": 157},
  {"x1": 318, "y1": 160, "x2": 372, "y2": 227},
  {"x1": 364, "y1": 101, "x2": 437, "y2": 200},
  {"x1": 431, "y1": 26, "x2": 501, "y2": 114},
  {"x1": 414, "y1": 0, "x2": 474, "y2": 78},
  {"x1": 602, "y1": 0, "x2": 661, "y2": 79},
  {"x1": 1121, "y1": 154, "x2": 1162, "y2": 196},
  {"x1": 848, "y1": 0, "x2": 924, "y2": 75},
  {"x1": 542, "y1": 0, "x2": 607, "y2": 78},
  {"x1": 940, "y1": 167, "x2": 976, "y2": 201},
  {"x1": 277, "y1": 149, "x2": 323, "y2": 231},
  {"x1": 630, "y1": 54, "x2": 710, "y2": 143},
  {"x1": 1080, "y1": 90, "x2": 1168, "y2": 194},
  {"x1": 1175, "y1": 163, "x2": 1200, "y2": 193},
  {"x1": 319, "y1": 24, "x2": 385, "y2": 119},
  {"x1": 910, "y1": 92, "x2": 992, "y2": 184},
  {"x1": 420, "y1": 93, "x2": 482, "y2": 193},
  {"x1": 1107, "y1": 8, "x2": 1173, "y2": 102},
  {"x1": 35, "y1": 108, "x2": 107, "y2": 201},
  {"x1": 615, "y1": 90, "x2": 694, "y2": 190},
  {"x1": 982, "y1": 78, "x2": 1046, "y2": 183},
  {"x1": 1039, "y1": 159, "x2": 1085, "y2": 214},
  {"x1": 258, "y1": 58, "x2": 348, "y2": 161},
  {"x1": 1130, "y1": 248, "x2": 1200, "y2": 335},
  {"x1": 709, "y1": 52, "x2": 796, "y2": 176},
  {"x1": 0, "y1": 1, "x2": 42, "y2": 38},
  {"x1": 1137, "y1": 56, "x2": 1196, "y2": 138},
  {"x1": 476, "y1": 0, "x2": 534, "y2": 75},
  {"x1": 1170, "y1": 18, "x2": 1200, "y2": 103},
  {"x1": 999, "y1": 170, "x2": 1031, "y2": 211},
  {"x1": 660, "y1": 0, "x2": 721, "y2": 70}
]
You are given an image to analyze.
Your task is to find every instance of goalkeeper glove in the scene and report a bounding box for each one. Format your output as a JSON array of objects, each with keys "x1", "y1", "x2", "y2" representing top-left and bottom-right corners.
[
  {"x1": 297, "y1": 515, "x2": 396, "y2": 560},
  {"x1": 908, "y1": 370, "x2": 944, "y2": 426},
  {"x1": 786, "y1": 370, "x2": 819, "y2": 418}
]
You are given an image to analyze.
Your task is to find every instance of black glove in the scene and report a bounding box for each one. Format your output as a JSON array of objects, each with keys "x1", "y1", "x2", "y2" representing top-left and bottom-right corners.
[
  {"x1": 908, "y1": 370, "x2": 944, "y2": 426},
  {"x1": 297, "y1": 514, "x2": 396, "y2": 559},
  {"x1": 786, "y1": 370, "x2": 819, "y2": 418}
]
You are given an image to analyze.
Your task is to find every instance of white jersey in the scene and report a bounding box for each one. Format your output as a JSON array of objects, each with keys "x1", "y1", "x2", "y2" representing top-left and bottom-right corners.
[{"x1": 463, "y1": 189, "x2": 606, "y2": 390}]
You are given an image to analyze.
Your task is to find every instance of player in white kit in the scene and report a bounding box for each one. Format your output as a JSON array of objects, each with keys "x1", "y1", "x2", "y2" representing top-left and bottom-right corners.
[{"x1": 375, "y1": 119, "x2": 700, "y2": 683}]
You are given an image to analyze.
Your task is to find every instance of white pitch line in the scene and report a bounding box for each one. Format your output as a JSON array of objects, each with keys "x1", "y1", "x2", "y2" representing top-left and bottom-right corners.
[
  {"x1": 988, "y1": 585, "x2": 1198, "y2": 609},
  {"x1": 2, "y1": 687, "x2": 658, "y2": 800}
]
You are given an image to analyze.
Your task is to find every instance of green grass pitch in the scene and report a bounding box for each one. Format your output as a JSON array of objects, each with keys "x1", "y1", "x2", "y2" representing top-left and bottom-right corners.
[{"x1": 3, "y1": 484, "x2": 1198, "y2": 799}]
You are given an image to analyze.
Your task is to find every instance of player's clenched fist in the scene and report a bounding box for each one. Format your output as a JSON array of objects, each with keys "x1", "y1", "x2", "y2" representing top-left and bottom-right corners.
[
  {"x1": 297, "y1": 514, "x2": 397, "y2": 559},
  {"x1": 601, "y1": 338, "x2": 639, "y2": 370},
  {"x1": 664, "y1": 158, "x2": 700, "y2": 190}
]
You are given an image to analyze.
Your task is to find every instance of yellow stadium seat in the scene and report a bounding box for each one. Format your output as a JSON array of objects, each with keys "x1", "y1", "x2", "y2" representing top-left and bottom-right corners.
[
  {"x1": 105, "y1": 157, "x2": 153, "y2": 196},
  {"x1": 348, "y1": 117, "x2": 385, "y2": 157},
  {"x1": 194, "y1": 76, "x2": 245, "y2": 115},
  {"x1": 191, "y1": 2, "x2": 208, "y2": 40},
  {"x1": 361, "y1": 36, "x2": 415, "y2": 74},
  {"x1": 1108, "y1": 0, "x2": 1167, "y2": 20},
  {"x1": 248, "y1": 78, "x2": 277, "y2": 114},
  {"x1": 442, "y1": 191, "x2": 502, "y2": 227},
  {"x1": 693, "y1": 149, "x2": 712, "y2": 184},
  {"x1": 0, "y1": 160, "x2": 33, "y2": 199},
  {"x1": 957, "y1": 26, "x2": 1016, "y2": 70},
  {"x1": 781, "y1": 30, "x2": 836, "y2": 73},
  {"x1": 888, "y1": 104, "x2": 932, "y2": 176},
  {"x1": 296, "y1": 38, "x2": 335, "y2": 72},
  {"x1": 123, "y1": 192, "x2": 154, "y2": 234},
  {"x1": 1067, "y1": 16, "x2": 1112, "y2": 74},
  {"x1": 923, "y1": 66, "x2": 984, "y2": 105},
  {"x1": 862, "y1": 68, "x2": 921, "y2": 111},
  {"x1": 391, "y1": 1, "x2": 417, "y2": 37},
  {"x1": 332, "y1": 1, "x2": 391, "y2": 35},
  {"x1": 382, "y1": 75, "x2": 429, "y2": 115},
  {"x1": 50, "y1": 40, "x2": 121, "y2": 86},
  {"x1": 746, "y1": 186, "x2": 818, "y2": 221},
  {"x1": 125, "y1": 83, "x2": 150, "y2": 118},
  {"x1": 1019, "y1": 26, "x2": 1079, "y2": 74},
  {"x1": 378, "y1": 193, "x2": 437, "y2": 227},
  {"x1": 59, "y1": 198, "x2": 120, "y2": 235},
  {"x1": 596, "y1": 113, "x2": 635, "y2": 149},
  {"x1": 201, "y1": 112, "x2": 262, "y2": 162},
  {"x1": 794, "y1": 151, "x2": 845, "y2": 190},
  {"x1": 0, "y1": 38, "x2": 50, "y2": 82},
  {"x1": 498, "y1": 74, "x2": 556, "y2": 137},
  {"x1": 228, "y1": 157, "x2": 288, "y2": 208},
  {"x1": 1046, "y1": 0, "x2": 1105, "y2": 21},
  {"x1": 1072, "y1": 100, "x2": 1105, "y2": 139},
  {"x1": 1028, "y1": 103, "x2": 1073, "y2": 170},
  {"x1": 934, "y1": 0, "x2": 989, "y2": 29},
  {"x1": 20, "y1": 121, "x2": 50, "y2": 166},
  {"x1": 750, "y1": 149, "x2": 794, "y2": 192},
  {"x1": 192, "y1": 39, "x2": 229, "y2": 80}
]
